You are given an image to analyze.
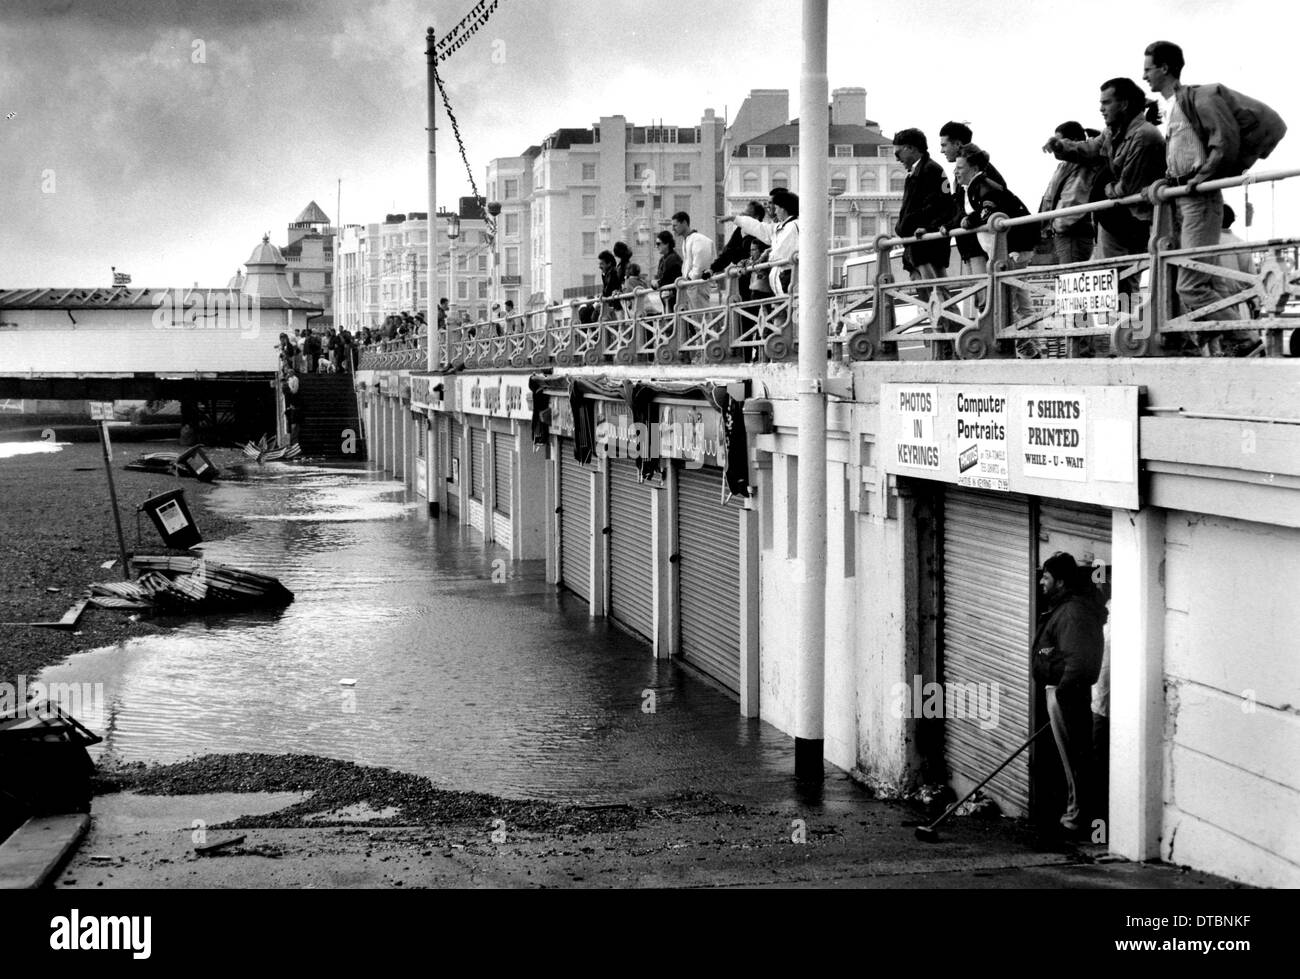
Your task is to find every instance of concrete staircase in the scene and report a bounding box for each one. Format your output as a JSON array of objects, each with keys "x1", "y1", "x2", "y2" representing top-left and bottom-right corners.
[{"x1": 294, "y1": 374, "x2": 365, "y2": 460}]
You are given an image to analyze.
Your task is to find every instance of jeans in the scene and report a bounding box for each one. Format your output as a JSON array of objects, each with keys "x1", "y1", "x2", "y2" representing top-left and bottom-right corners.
[
  {"x1": 1046, "y1": 685, "x2": 1093, "y2": 831},
  {"x1": 1173, "y1": 191, "x2": 1244, "y2": 324},
  {"x1": 1054, "y1": 233, "x2": 1094, "y2": 265}
]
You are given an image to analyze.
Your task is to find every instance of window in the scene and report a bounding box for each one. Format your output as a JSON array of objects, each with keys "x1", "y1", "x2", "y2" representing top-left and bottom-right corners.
[
  {"x1": 858, "y1": 168, "x2": 879, "y2": 193},
  {"x1": 324, "y1": 272, "x2": 332, "y2": 286},
  {"x1": 458, "y1": 280, "x2": 468, "y2": 299},
  {"x1": 582, "y1": 195, "x2": 596, "y2": 217},
  {"x1": 634, "y1": 198, "x2": 646, "y2": 211},
  {"x1": 771, "y1": 172, "x2": 789, "y2": 190},
  {"x1": 672, "y1": 194, "x2": 691, "y2": 214},
  {"x1": 746, "y1": 144, "x2": 766, "y2": 158},
  {"x1": 504, "y1": 213, "x2": 519, "y2": 236},
  {"x1": 478, "y1": 255, "x2": 488, "y2": 272},
  {"x1": 673, "y1": 162, "x2": 691, "y2": 181},
  {"x1": 834, "y1": 144, "x2": 853, "y2": 157},
  {"x1": 581, "y1": 162, "x2": 596, "y2": 181},
  {"x1": 291, "y1": 272, "x2": 300, "y2": 286},
  {"x1": 478, "y1": 281, "x2": 489, "y2": 299},
  {"x1": 505, "y1": 247, "x2": 519, "y2": 277},
  {"x1": 742, "y1": 171, "x2": 759, "y2": 193},
  {"x1": 858, "y1": 214, "x2": 877, "y2": 238},
  {"x1": 504, "y1": 178, "x2": 518, "y2": 199},
  {"x1": 632, "y1": 162, "x2": 649, "y2": 181},
  {"x1": 652, "y1": 195, "x2": 662, "y2": 210},
  {"x1": 420, "y1": 282, "x2": 427, "y2": 299},
  {"x1": 582, "y1": 231, "x2": 596, "y2": 255},
  {"x1": 457, "y1": 254, "x2": 467, "y2": 270},
  {"x1": 889, "y1": 171, "x2": 906, "y2": 193},
  {"x1": 831, "y1": 173, "x2": 847, "y2": 194},
  {"x1": 833, "y1": 215, "x2": 847, "y2": 238},
  {"x1": 878, "y1": 145, "x2": 894, "y2": 158},
  {"x1": 582, "y1": 274, "x2": 597, "y2": 289}
]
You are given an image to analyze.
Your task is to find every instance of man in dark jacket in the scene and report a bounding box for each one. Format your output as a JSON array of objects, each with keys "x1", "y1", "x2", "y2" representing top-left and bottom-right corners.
[
  {"x1": 708, "y1": 200, "x2": 766, "y2": 302},
  {"x1": 652, "y1": 231, "x2": 683, "y2": 314},
  {"x1": 893, "y1": 128, "x2": 955, "y2": 283},
  {"x1": 1032, "y1": 552, "x2": 1107, "y2": 835}
]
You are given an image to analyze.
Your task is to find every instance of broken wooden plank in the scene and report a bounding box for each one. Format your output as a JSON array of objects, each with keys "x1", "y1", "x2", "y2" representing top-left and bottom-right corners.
[{"x1": 194, "y1": 835, "x2": 246, "y2": 856}]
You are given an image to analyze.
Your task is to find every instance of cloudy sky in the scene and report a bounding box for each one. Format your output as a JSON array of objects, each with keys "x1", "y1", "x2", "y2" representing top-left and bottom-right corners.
[{"x1": 2, "y1": 0, "x2": 1296, "y2": 288}]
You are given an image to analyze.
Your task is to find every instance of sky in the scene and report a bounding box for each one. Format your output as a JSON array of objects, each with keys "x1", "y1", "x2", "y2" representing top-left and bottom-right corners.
[{"x1": 2, "y1": 0, "x2": 1298, "y2": 288}]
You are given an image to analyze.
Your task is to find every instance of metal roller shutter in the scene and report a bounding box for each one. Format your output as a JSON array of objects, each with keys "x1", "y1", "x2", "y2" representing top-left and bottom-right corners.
[
  {"x1": 607, "y1": 462, "x2": 655, "y2": 642},
  {"x1": 493, "y1": 436, "x2": 512, "y2": 517},
  {"x1": 676, "y1": 468, "x2": 742, "y2": 694},
  {"x1": 447, "y1": 420, "x2": 462, "y2": 517},
  {"x1": 469, "y1": 427, "x2": 485, "y2": 501},
  {"x1": 559, "y1": 441, "x2": 591, "y2": 603},
  {"x1": 942, "y1": 489, "x2": 1032, "y2": 816},
  {"x1": 1038, "y1": 501, "x2": 1111, "y2": 570}
]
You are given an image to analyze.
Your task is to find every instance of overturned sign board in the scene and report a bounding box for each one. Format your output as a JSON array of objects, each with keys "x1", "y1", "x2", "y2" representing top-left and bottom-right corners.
[{"x1": 881, "y1": 383, "x2": 1139, "y2": 509}]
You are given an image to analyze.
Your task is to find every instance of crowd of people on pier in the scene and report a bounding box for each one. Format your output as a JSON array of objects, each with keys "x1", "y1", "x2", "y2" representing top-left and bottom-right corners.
[{"x1": 331, "y1": 40, "x2": 1283, "y2": 361}]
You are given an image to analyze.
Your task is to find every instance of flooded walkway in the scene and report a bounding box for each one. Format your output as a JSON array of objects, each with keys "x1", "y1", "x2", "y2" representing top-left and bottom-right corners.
[{"x1": 41, "y1": 462, "x2": 802, "y2": 805}]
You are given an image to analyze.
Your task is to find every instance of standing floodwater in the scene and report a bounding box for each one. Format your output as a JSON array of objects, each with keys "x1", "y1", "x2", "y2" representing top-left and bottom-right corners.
[{"x1": 38, "y1": 462, "x2": 793, "y2": 804}]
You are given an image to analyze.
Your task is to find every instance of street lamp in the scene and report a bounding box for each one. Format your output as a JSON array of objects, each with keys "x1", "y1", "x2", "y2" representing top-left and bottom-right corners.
[
  {"x1": 636, "y1": 222, "x2": 652, "y2": 272},
  {"x1": 446, "y1": 212, "x2": 460, "y2": 316},
  {"x1": 486, "y1": 200, "x2": 502, "y2": 314},
  {"x1": 828, "y1": 185, "x2": 846, "y2": 286}
]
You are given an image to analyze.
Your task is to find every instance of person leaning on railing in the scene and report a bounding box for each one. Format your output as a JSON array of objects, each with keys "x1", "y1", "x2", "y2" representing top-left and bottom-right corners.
[
  {"x1": 651, "y1": 231, "x2": 682, "y2": 314},
  {"x1": 1141, "y1": 39, "x2": 1281, "y2": 354},
  {"x1": 952, "y1": 144, "x2": 1041, "y2": 357},
  {"x1": 1043, "y1": 77, "x2": 1166, "y2": 260},
  {"x1": 1040, "y1": 121, "x2": 1102, "y2": 265}
]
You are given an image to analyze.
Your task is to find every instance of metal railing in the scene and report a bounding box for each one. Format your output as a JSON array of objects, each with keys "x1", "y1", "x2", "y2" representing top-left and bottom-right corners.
[{"x1": 355, "y1": 167, "x2": 1300, "y2": 371}]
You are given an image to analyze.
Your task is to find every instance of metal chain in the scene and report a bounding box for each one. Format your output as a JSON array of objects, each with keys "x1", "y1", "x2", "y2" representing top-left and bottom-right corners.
[{"x1": 433, "y1": 60, "x2": 496, "y2": 238}]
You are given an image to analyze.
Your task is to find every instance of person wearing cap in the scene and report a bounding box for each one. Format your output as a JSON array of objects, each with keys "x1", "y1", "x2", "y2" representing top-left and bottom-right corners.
[
  {"x1": 893, "y1": 128, "x2": 955, "y2": 286},
  {"x1": 1032, "y1": 551, "x2": 1107, "y2": 836}
]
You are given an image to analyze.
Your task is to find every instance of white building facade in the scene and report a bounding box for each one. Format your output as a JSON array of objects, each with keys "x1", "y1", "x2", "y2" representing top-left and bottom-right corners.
[
  {"x1": 488, "y1": 111, "x2": 724, "y2": 304},
  {"x1": 724, "y1": 88, "x2": 906, "y2": 286}
]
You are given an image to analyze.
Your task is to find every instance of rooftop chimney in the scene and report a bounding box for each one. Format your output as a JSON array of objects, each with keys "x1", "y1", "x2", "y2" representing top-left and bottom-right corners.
[{"x1": 831, "y1": 87, "x2": 867, "y2": 128}]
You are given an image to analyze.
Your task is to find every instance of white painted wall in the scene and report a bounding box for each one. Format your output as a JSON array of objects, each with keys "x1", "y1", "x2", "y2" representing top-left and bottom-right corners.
[
  {"x1": 0, "y1": 306, "x2": 293, "y2": 374},
  {"x1": 1161, "y1": 512, "x2": 1300, "y2": 887}
]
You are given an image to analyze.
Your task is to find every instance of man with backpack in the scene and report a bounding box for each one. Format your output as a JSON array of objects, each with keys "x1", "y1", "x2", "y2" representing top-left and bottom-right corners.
[{"x1": 1142, "y1": 40, "x2": 1286, "y2": 352}]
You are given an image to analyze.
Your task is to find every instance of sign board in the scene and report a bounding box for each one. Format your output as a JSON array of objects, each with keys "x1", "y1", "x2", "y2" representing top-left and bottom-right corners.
[
  {"x1": 499, "y1": 275, "x2": 522, "y2": 286},
  {"x1": 1056, "y1": 268, "x2": 1118, "y2": 314},
  {"x1": 881, "y1": 383, "x2": 1139, "y2": 509},
  {"x1": 89, "y1": 401, "x2": 114, "y2": 421},
  {"x1": 459, "y1": 373, "x2": 532, "y2": 420},
  {"x1": 595, "y1": 401, "x2": 722, "y2": 468},
  {"x1": 410, "y1": 374, "x2": 443, "y2": 411}
]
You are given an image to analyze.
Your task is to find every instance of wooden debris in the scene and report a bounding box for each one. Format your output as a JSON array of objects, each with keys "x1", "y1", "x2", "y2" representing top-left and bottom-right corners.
[{"x1": 195, "y1": 835, "x2": 246, "y2": 856}]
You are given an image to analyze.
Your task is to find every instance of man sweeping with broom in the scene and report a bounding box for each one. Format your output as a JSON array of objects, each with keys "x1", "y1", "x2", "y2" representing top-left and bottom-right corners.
[{"x1": 1032, "y1": 552, "x2": 1108, "y2": 838}]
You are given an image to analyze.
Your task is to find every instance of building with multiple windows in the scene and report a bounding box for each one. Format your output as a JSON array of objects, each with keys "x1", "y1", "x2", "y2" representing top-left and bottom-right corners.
[
  {"x1": 334, "y1": 198, "x2": 490, "y2": 332},
  {"x1": 281, "y1": 201, "x2": 336, "y2": 329},
  {"x1": 723, "y1": 88, "x2": 905, "y2": 285},
  {"x1": 487, "y1": 111, "x2": 724, "y2": 303}
]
